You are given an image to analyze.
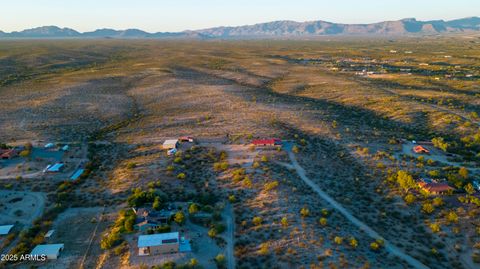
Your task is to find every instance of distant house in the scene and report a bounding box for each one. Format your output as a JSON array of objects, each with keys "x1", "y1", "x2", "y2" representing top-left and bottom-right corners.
[
  {"x1": 30, "y1": 244, "x2": 64, "y2": 260},
  {"x1": 0, "y1": 225, "x2": 14, "y2": 235},
  {"x1": 162, "y1": 139, "x2": 179, "y2": 150},
  {"x1": 413, "y1": 145, "x2": 430, "y2": 154},
  {"x1": 252, "y1": 138, "x2": 282, "y2": 147},
  {"x1": 473, "y1": 181, "x2": 480, "y2": 192},
  {"x1": 43, "y1": 163, "x2": 64, "y2": 173},
  {"x1": 418, "y1": 181, "x2": 454, "y2": 195},
  {"x1": 133, "y1": 208, "x2": 173, "y2": 232},
  {"x1": 178, "y1": 136, "x2": 194, "y2": 143},
  {"x1": 138, "y1": 232, "x2": 179, "y2": 256},
  {"x1": 0, "y1": 149, "x2": 17, "y2": 159}
]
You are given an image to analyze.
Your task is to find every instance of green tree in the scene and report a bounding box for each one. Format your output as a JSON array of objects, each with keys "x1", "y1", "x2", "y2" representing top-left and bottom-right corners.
[
  {"x1": 349, "y1": 237, "x2": 358, "y2": 248},
  {"x1": 446, "y1": 211, "x2": 458, "y2": 224},
  {"x1": 188, "y1": 203, "x2": 199, "y2": 215},
  {"x1": 422, "y1": 202, "x2": 435, "y2": 214},
  {"x1": 404, "y1": 193, "x2": 416, "y2": 205},
  {"x1": 397, "y1": 170, "x2": 416, "y2": 192},
  {"x1": 429, "y1": 223, "x2": 441, "y2": 233},
  {"x1": 459, "y1": 167, "x2": 469, "y2": 179},
  {"x1": 153, "y1": 197, "x2": 162, "y2": 211},
  {"x1": 174, "y1": 211, "x2": 185, "y2": 225},
  {"x1": 465, "y1": 183, "x2": 475, "y2": 195},
  {"x1": 334, "y1": 236, "x2": 343, "y2": 245},
  {"x1": 319, "y1": 217, "x2": 328, "y2": 226},
  {"x1": 253, "y1": 216, "x2": 263, "y2": 226},
  {"x1": 300, "y1": 207, "x2": 310, "y2": 218},
  {"x1": 281, "y1": 217, "x2": 288, "y2": 227}
]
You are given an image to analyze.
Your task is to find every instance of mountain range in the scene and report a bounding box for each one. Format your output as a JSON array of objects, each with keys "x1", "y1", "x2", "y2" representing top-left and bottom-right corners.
[{"x1": 1, "y1": 17, "x2": 479, "y2": 39}]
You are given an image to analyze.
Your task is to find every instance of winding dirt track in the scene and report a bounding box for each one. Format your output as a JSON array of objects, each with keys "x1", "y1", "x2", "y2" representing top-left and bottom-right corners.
[{"x1": 283, "y1": 143, "x2": 430, "y2": 269}]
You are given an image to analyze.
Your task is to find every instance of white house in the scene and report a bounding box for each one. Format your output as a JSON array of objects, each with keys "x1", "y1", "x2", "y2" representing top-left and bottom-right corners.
[{"x1": 138, "y1": 232, "x2": 179, "y2": 256}]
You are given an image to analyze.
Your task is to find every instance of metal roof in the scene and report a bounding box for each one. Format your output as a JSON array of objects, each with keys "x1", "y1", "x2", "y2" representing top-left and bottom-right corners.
[
  {"x1": 138, "y1": 232, "x2": 179, "y2": 248},
  {"x1": 163, "y1": 139, "x2": 178, "y2": 145},
  {"x1": 45, "y1": 163, "x2": 64, "y2": 172},
  {"x1": 0, "y1": 225, "x2": 14, "y2": 235},
  {"x1": 30, "y1": 244, "x2": 64, "y2": 256},
  {"x1": 45, "y1": 230, "x2": 55, "y2": 238},
  {"x1": 70, "y1": 169, "x2": 84, "y2": 180}
]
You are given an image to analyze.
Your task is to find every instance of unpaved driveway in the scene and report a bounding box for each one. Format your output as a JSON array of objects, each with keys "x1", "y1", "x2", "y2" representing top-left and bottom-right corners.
[{"x1": 283, "y1": 143, "x2": 430, "y2": 269}]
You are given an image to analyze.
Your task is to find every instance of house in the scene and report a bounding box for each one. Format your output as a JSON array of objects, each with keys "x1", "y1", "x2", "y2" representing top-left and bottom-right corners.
[
  {"x1": 418, "y1": 181, "x2": 454, "y2": 195},
  {"x1": 178, "y1": 136, "x2": 194, "y2": 143},
  {"x1": 162, "y1": 139, "x2": 179, "y2": 150},
  {"x1": 43, "y1": 163, "x2": 64, "y2": 173},
  {"x1": 133, "y1": 208, "x2": 173, "y2": 232},
  {"x1": 0, "y1": 225, "x2": 14, "y2": 235},
  {"x1": 0, "y1": 149, "x2": 17, "y2": 159},
  {"x1": 413, "y1": 145, "x2": 430, "y2": 154},
  {"x1": 138, "y1": 232, "x2": 179, "y2": 256},
  {"x1": 252, "y1": 138, "x2": 282, "y2": 147},
  {"x1": 30, "y1": 244, "x2": 64, "y2": 260}
]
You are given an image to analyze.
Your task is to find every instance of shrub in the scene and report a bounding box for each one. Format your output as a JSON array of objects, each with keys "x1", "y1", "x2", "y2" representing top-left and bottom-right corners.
[
  {"x1": 319, "y1": 217, "x2": 327, "y2": 226},
  {"x1": 252, "y1": 216, "x2": 263, "y2": 226},
  {"x1": 174, "y1": 211, "x2": 185, "y2": 225},
  {"x1": 334, "y1": 236, "x2": 343, "y2": 245},
  {"x1": 264, "y1": 181, "x2": 279, "y2": 192},
  {"x1": 281, "y1": 217, "x2": 288, "y2": 227},
  {"x1": 300, "y1": 207, "x2": 310, "y2": 218},
  {"x1": 126, "y1": 162, "x2": 137, "y2": 169},
  {"x1": 177, "y1": 173, "x2": 186, "y2": 180},
  {"x1": 349, "y1": 237, "x2": 358, "y2": 248}
]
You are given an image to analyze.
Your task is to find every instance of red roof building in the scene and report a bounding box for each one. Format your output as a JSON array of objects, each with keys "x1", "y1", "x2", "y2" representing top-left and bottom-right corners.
[
  {"x1": 418, "y1": 182, "x2": 453, "y2": 195},
  {"x1": 252, "y1": 138, "x2": 282, "y2": 146},
  {"x1": 413, "y1": 145, "x2": 430, "y2": 154},
  {"x1": 0, "y1": 149, "x2": 17, "y2": 159}
]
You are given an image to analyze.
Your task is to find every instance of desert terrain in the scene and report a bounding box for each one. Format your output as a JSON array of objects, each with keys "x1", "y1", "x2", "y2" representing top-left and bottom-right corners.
[{"x1": 1, "y1": 37, "x2": 480, "y2": 269}]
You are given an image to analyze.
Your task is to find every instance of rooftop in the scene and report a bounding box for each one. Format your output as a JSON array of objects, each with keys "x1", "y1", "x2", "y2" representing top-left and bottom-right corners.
[
  {"x1": 0, "y1": 225, "x2": 14, "y2": 235},
  {"x1": 70, "y1": 169, "x2": 84, "y2": 180},
  {"x1": 138, "y1": 232, "x2": 179, "y2": 248},
  {"x1": 30, "y1": 244, "x2": 64, "y2": 256}
]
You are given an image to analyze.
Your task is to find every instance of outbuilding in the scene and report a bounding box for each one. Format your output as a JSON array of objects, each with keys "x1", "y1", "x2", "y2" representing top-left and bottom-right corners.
[
  {"x1": 162, "y1": 140, "x2": 179, "y2": 150},
  {"x1": 30, "y1": 244, "x2": 64, "y2": 260},
  {"x1": 252, "y1": 138, "x2": 282, "y2": 147},
  {"x1": 43, "y1": 163, "x2": 65, "y2": 173},
  {"x1": 0, "y1": 225, "x2": 14, "y2": 235},
  {"x1": 138, "y1": 232, "x2": 179, "y2": 256}
]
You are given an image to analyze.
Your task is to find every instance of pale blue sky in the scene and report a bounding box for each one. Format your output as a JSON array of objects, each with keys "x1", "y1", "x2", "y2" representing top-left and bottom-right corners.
[{"x1": 1, "y1": 0, "x2": 479, "y2": 32}]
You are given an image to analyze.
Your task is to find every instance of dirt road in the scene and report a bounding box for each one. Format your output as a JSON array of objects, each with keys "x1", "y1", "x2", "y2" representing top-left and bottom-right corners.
[
  {"x1": 224, "y1": 203, "x2": 235, "y2": 269},
  {"x1": 283, "y1": 143, "x2": 430, "y2": 269}
]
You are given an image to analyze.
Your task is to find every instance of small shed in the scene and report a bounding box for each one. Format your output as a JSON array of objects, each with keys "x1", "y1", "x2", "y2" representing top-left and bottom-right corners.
[
  {"x1": 70, "y1": 169, "x2": 84, "y2": 180},
  {"x1": 30, "y1": 244, "x2": 64, "y2": 260},
  {"x1": 44, "y1": 143, "x2": 55, "y2": 149},
  {"x1": 0, "y1": 225, "x2": 14, "y2": 235},
  {"x1": 43, "y1": 163, "x2": 65, "y2": 173},
  {"x1": 162, "y1": 139, "x2": 179, "y2": 150}
]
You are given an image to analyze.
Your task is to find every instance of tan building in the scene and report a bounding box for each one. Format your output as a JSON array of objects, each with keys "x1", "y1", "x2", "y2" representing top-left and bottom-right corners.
[{"x1": 138, "y1": 232, "x2": 179, "y2": 256}]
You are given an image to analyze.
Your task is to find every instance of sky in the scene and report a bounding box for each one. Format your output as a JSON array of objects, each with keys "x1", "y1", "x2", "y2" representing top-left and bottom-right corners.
[{"x1": 1, "y1": 0, "x2": 479, "y2": 32}]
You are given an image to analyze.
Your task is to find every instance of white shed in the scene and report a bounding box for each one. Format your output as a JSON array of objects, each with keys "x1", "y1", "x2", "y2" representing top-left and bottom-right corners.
[{"x1": 30, "y1": 244, "x2": 64, "y2": 260}]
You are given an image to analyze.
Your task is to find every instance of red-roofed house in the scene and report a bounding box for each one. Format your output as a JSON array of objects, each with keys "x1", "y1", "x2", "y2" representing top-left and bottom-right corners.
[
  {"x1": 418, "y1": 182, "x2": 453, "y2": 195},
  {"x1": 413, "y1": 145, "x2": 430, "y2": 154},
  {"x1": 252, "y1": 138, "x2": 282, "y2": 147},
  {"x1": 0, "y1": 149, "x2": 17, "y2": 159}
]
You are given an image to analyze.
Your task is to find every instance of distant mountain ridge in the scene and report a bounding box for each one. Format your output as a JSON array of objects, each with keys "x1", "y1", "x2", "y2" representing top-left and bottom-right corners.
[{"x1": 2, "y1": 17, "x2": 479, "y2": 39}]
